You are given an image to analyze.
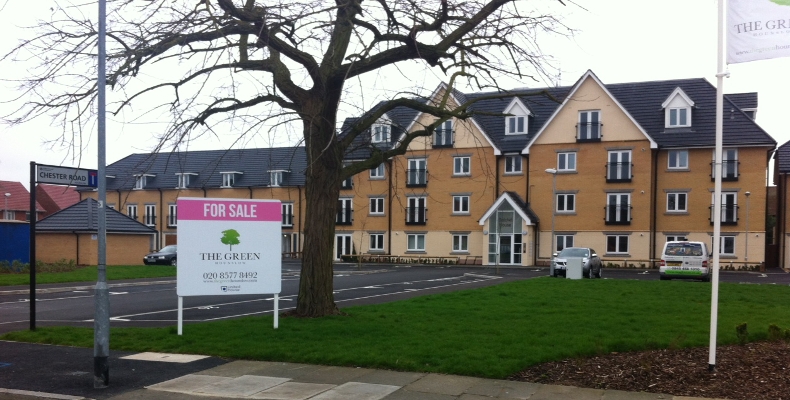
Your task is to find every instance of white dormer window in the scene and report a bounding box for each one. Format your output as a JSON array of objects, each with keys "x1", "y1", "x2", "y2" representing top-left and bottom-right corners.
[
  {"x1": 175, "y1": 173, "x2": 197, "y2": 189},
  {"x1": 503, "y1": 98, "x2": 531, "y2": 135},
  {"x1": 371, "y1": 115, "x2": 392, "y2": 144},
  {"x1": 269, "y1": 170, "x2": 289, "y2": 187},
  {"x1": 221, "y1": 171, "x2": 242, "y2": 188},
  {"x1": 662, "y1": 87, "x2": 694, "y2": 128},
  {"x1": 133, "y1": 174, "x2": 155, "y2": 190}
]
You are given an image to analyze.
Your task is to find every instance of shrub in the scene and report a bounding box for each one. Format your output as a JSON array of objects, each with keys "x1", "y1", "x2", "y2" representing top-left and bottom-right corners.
[
  {"x1": 768, "y1": 324, "x2": 783, "y2": 341},
  {"x1": 736, "y1": 322, "x2": 749, "y2": 345}
]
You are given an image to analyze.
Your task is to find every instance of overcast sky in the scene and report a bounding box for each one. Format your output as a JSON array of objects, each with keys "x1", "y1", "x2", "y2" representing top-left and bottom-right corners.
[{"x1": 1, "y1": 0, "x2": 788, "y2": 189}]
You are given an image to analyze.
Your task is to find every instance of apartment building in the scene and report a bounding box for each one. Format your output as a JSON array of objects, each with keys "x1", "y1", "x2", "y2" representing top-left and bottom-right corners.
[
  {"x1": 79, "y1": 70, "x2": 776, "y2": 268},
  {"x1": 773, "y1": 140, "x2": 790, "y2": 269}
]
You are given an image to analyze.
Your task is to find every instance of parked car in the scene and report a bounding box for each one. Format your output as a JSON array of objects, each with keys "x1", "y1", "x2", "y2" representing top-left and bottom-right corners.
[
  {"x1": 144, "y1": 245, "x2": 177, "y2": 266},
  {"x1": 659, "y1": 241, "x2": 710, "y2": 281},
  {"x1": 550, "y1": 247, "x2": 602, "y2": 278}
]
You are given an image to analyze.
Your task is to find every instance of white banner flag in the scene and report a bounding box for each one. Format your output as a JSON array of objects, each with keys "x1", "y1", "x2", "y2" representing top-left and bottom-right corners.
[{"x1": 728, "y1": 0, "x2": 790, "y2": 64}]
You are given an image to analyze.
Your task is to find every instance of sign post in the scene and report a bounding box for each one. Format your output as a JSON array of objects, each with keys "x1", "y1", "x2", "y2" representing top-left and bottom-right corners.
[{"x1": 176, "y1": 198, "x2": 282, "y2": 334}]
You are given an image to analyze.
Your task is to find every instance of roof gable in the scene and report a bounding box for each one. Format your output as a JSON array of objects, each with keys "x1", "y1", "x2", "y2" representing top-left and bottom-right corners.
[
  {"x1": 661, "y1": 87, "x2": 696, "y2": 108},
  {"x1": 37, "y1": 198, "x2": 155, "y2": 233},
  {"x1": 479, "y1": 192, "x2": 538, "y2": 226}
]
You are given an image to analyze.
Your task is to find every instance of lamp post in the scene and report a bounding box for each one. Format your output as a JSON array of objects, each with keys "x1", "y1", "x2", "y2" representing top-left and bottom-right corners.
[
  {"x1": 545, "y1": 169, "x2": 557, "y2": 257},
  {"x1": 3, "y1": 193, "x2": 10, "y2": 220},
  {"x1": 744, "y1": 191, "x2": 750, "y2": 264}
]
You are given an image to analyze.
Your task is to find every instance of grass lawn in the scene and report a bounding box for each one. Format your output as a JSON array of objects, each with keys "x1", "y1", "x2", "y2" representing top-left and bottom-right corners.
[
  {"x1": 0, "y1": 265, "x2": 175, "y2": 286},
  {"x1": 3, "y1": 278, "x2": 789, "y2": 378}
]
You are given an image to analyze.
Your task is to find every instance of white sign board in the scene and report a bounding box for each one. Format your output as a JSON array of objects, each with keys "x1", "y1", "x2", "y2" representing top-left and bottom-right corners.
[
  {"x1": 37, "y1": 164, "x2": 98, "y2": 187},
  {"x1": 176, "y1": 197, "x2": 282, "y2": 297}
]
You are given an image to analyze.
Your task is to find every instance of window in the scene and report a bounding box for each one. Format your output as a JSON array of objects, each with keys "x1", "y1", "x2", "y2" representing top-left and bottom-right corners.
[
  {"x1": 668, "y1": 150, "x2": 689, "y2": 169},
  {"x1": 453, "y1": 195, "x2": 469, "y2": 214},
  {"x1": 606, "y1": 193, "x2": 631, "y2": 224},
  {"x1": 369, "y1": 198, "x2": 385, "y2": 215},
  {"x1": 453, "y1": 234, "x2": 469, "y2": 252},
  {"x1": 716, "y1": 236, "x2": 735, "y2": 256},
  {"x1": 270, "y1": 171, "x2": 284, "y2": 187},
  {"x1": 144, "y1": 204, "x2": 156, "y2": 226},
  {"x1": 372, "y1": 123, "x2": 390, "y2": 143},
  {"x1": 4, "y1": 210, "x2": 15, "y2": 220},
  {"x1": 434, "y1": 120, "x2": 453, "y2": 147},
  {"x1": 407, "y1": 158, "x2": 427, "y2": 187},
  {"x1": 370, "y1": 163, "x2": 385, "y2": 179},
  {"x1": 712, "y1": 149, "x2": 739, "y2": 181},
  {"x1": 453, "y1": 156, "x2": 470, "y2": 176},
  {"x1": 406, "y1": 197, "x2": 427, "y2": 224},
  {"x1": 505, "y1": 155, "x2": 522, "y2": 174},
  {"x1": 607, "y1": 150, "x2": 631, "y2": 182},
  {"x1": 666, "y1": 235, "x2": 688, "y2": 242},
  {"x1": 336, "y1": 198, "x2": 353, "y2": 225},
  {"x1": 667, "y1": 192, "x2": 688, "y2": 212},
  {"x1": 176, "y1": 174, "x2": 190, "y2": 189},
  {"x1": 558, "y1": 152, "x2": 576, "y2": 172},
  {"x1": 555, "y1": 235, "x2": 574, "y2": 252},
  {"x1": 168, "y1": 204, "x2": 177, "y2": 227},
  {"x1": 369, "y1": 233, "x2": 385, "y2": 251},
  {"x1": 577, "y1": 110, "x2": 601, "y2": 141},
  {"x1": 556, "y1": 194, "x2": 575, "y2": 213},
  {"x1": 134, "y1": 175, "x2": 146, "y2": 190},
  {"x1": 341, "y1": 175, "x2": 353, "y2": 189},
  {"x1": 711, "y1": 192, "x2": 738, "y2": 224},
  {"x1": 607, "y1": 235, "x2": 629, "y2": 254},
  {"x1": 407, "y1": 233, "x2": 426, "y2": 251},
  {"x1": 282, "y1": 203, "x2": 294, "y2": 227},
  {"x1": 668, "y1": 107, "x2": 690, "y2": 127},
  {"x1": 127, "y1": 204, "x2": 138, "y2": 220},
  {"x1": 222, "y1": 173, "x2": 236, "y2": 187},
  {"x1": 507, "y1": 116, "x2": 525, "y2": 134}
]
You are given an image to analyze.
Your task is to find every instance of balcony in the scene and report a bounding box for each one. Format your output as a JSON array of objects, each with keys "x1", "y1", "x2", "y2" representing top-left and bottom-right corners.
[
  {"x1": 710, "y1": 160, "x2": 739, "y2": 182},
  {"x1": 709, "y1": 204, "x2": 739, "y2": 225},
  {"x1": 336, "y1": 208, "x2": 353, "y2": 225},
  {"x1": 604, "y1": 205, "x2": 631, "y2": 225},
  {"x1": 606, "y1": 162, "x2": 633, "y2": 183},
  {"x1": 282, "y1": 213, "x2": 294, "y2": 228},
  {"x1": 167, "y1": 215, "x2": 177, "y2": 227},
  {"x1": 405, "y1": 207, "x2": 427, "y2": 225},
  {"x1": 576, "y1": 122, "x2": 602, "y2": 142},
  {"x1": 406, "y1": 169, "x2": 428, "y2": 187},
  {"x1": 144, "y1": 215, "x2": 156, "y2": 226},
  {"x1": 433, "y1": 130, "x2": 454, "y2": 148}
]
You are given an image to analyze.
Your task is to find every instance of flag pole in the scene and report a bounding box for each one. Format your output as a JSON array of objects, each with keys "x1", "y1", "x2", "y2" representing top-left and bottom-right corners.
[{"x1": 709, "y1": 0, "x2": 727, "y2": 373}]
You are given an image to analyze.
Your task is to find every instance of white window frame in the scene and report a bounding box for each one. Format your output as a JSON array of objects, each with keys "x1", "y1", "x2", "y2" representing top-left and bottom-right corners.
[
  {"x1": 407, "y1": 233, "x2": 426, "y2": 252},
  {"x1": 716, "y1": 236, "x2": 736, "y2": 256},
  {"x1": 370, "y1": 163, "x2": 385, "y2": 179},
  {"x1": 222, "y1": 173, "x2": 235, "y2": 188},
  {"x1": 578, "y1": 110, "x2": 601, "y2": 140},
  {"x1": 126, "y1": 204, "x2": 138, "y2": 220},
  {"x1": 668, "y1": 107, "x2": 690, "y2": 127},
  {"x1": 407, "y1": 158, "x2": 427, "y2": 185},
  {"x1": 666, "y1": 192, "x2": 688, "y2": 212},
  {"x1": 668, "y1": 150, "x2": 689, "y2": 169},
  {"x1": 371, "y1": 123, "x2": 390, "y2": 143},
  {"x1": 168, "y1": 204, "x2": 177, "y2": 227},
  {"x1": 452, "y1": 195, "x2": 470, "y2": 214},
  {"x1": 712, "y1": 192, "x2": 738, "y2": 223},
  {"x1": 557, "y1": 152, "x2": 576, "y2": 172},
  {"x1": 337, "y1": 198, "x2": 353, "y2": 224},
  {"x1": 282, "y1": 203, "x2": 294, "y2": 227},
  {"x1": 434, "y1": 120, "x2": 454, "y2": 146},
  {"x1": 606, "y1": 193, "x2": 631, "y2": 223},
  {"x1": 176, "y1": 174, "x2": 190, "y2": 189},
  {"x1": 369, "y1": 233, "x2": 385, "y2": 251},
  {"x1": 270, "y1": 171, "x2": 284, "y2": 187},
  {"x1": 144, "y1": 204, "x2": 156, "y2": 226},
  {"x1": 607, "y1": 150, "x2": 632, "y2": 181},
  {"x1": 506, "y1": 115, "x2": 526, "y2": 135},
  {"x1": 504, "y1": 155, "x2": 522, "y2": 174},
  {"x1": 606, "y1": 235, "x2": 629, "y2": 254},
  {"x1": 452, "y1": 234, "x2": 469, "y2": 252},
  {"x1": 453, "y1": 156, "x2": 471, "y2": 176},
  {"x1": 369, "y1": 197, "x2": 385, "y2": 215},
  {"x1": 555, "y1": 235, "x2": 574, "y2": 252},
  {"x1": 134, "y1": 176, "x2": 146, "y2": 190},
  {"x1": 666, "y1": 235, "x2": 688, "y2": 242},
  {"x1": 556, "y1": 193, "x2": 575, "y2": 213},
  {"x1": 4, "y1": 210, "x2": 15, "y2": 220}
]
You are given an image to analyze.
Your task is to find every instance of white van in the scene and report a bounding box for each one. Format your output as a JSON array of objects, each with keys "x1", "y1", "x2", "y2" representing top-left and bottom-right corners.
[{"x1": 659, "y1": 241, "x2": 711, "y2": 281}]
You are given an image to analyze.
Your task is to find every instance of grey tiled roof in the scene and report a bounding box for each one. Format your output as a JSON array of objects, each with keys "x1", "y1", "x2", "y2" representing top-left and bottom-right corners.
[
  {"x1": 776, "y1": 140, "x2": 790, "y2": 173},
  {"x1": 89, "y1": 147, "x2": 307, "y2": 191},
  {"x1": 36, "y1": 198, "x2": 155, "y2": 233},
  {"x1": 725, "y1": 92, "x2": 758, "y2": 110},
  {"x1": 504, "y1": 191, "x2": 539, "y2": 224}
]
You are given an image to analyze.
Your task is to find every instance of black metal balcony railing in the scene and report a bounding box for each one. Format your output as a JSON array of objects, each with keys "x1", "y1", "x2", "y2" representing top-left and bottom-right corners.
[
  {"x1": 167, "y1": 215, "x2": 177, "y2": 227},
  {"x1": 282, "y1": 213, "x2": 294, "y2": 227},
  {"x1": 336, "y1": 208, "x2": 353, "y2": 225},
  {"x1": 405, "y1": 207, "x2": 427, "y2": 225},
  {"x1": 576, "y1": 122, "x2": 602, "y2": 142},
  {"x1": 710, "y1": 160, "x2": 740, "y2": 181},
  {"x1": 144, "y1": 215, "x2": 157, "y2": 226},
  {"x1": 606, "y1": 162, "x2": 633, "y2": 183},
  {"x1": 406, "y1": 168, "x2": 428, "y2": 187},
  {"x1": 604, "y1": 205, "x2": 631, "y2": 225},
  {"x1": 433, "y1": 130, "x2": 454, "y2": 148},
  {"x1": 709, "y1": 204, "x2": 739, "y2": 225}
]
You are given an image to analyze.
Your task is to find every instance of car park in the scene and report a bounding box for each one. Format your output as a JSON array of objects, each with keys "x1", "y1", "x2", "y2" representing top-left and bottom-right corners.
[
  {"x1": 550, "y1": 247, "x2": 602, "y2": 278},
  {"x1": 659, "y1": 241, "x2": 710, "y2": 281},
  {"x1": 143, "y1": 245, "x2": 177, "y2": 266}
]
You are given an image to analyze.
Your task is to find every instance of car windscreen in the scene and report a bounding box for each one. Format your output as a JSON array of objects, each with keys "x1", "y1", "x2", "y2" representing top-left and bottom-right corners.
[
  {"x1": 558, "y1": 248, "x2": 589, "y2": 258},
  {"x1": 159, "y1": 245, "x2": 177, "y2": 254},
  {"x1": 664, "y1": 243, "x2": 703, "y2": 256}
]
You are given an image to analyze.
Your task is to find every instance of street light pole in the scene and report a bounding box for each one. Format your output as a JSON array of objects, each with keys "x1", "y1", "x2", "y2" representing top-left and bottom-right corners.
[
  {"x1": 744, "y1": 191, "x2": 750, "y2": 265},
  {"x1": 3, "y1": 193, "x2": 10, "y2": 220},
  {"x1": 545, "y1": 169, "x2": 557, "y2": 256}
]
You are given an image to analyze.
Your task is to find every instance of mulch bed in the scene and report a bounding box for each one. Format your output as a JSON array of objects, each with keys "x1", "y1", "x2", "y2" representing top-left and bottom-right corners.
[{"x1": 510, "y1": 341, "x2": 790, "y2": 400}]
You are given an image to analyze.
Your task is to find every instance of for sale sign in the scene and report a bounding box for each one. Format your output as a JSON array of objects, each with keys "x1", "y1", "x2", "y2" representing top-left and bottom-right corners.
[{"x1": 176, "y1": 197, "x2": 282, "y2": 296}]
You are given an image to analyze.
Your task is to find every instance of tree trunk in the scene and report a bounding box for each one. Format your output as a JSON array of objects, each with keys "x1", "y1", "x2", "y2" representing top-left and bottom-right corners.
[{"x1": 295, "y1": 108, "x2": 344, "y2": 317}]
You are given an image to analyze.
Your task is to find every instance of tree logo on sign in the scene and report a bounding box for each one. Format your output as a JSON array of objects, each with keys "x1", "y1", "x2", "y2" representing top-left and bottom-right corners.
[{"x1": 220, "y1": 229, "x2": 241, "y2": 250}]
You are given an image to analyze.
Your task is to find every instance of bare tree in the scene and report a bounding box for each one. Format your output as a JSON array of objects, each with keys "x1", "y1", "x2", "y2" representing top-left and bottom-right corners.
[{"x1": 3, "y1": 0, "x2": 567, "y2": 317}]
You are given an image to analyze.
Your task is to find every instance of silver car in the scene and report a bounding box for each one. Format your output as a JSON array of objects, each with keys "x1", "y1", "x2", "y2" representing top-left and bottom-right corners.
[{"x1": 550, "y1": 247, "x2": 603, "y2": 278}]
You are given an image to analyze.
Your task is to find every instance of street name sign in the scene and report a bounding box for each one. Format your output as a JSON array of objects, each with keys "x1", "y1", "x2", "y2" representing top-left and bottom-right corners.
[{"x1": 36, "y1": 164, "x2": 98, "y2": 187}]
